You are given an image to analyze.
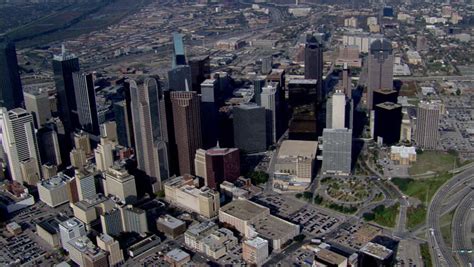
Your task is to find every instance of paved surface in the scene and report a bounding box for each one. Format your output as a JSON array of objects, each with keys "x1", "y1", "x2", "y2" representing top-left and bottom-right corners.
[
  {"x1": 452, "y1": 190, "x2": 474, "y2": 267},
  {"x1": 427, "y1": 167, "x2": 474, "y2": 267}
]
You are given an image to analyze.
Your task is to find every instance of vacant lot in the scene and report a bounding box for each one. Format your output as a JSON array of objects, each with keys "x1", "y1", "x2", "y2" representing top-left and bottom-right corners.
[
  {"x1": 392, "y1": 173, "x2": 453, "y2": 204},
  {"x1": 409, "y1": 151, "x2": 457, "y2": 176}
]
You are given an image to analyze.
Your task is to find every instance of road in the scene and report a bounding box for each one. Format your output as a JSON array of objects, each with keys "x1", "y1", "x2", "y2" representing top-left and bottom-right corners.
[
  {"x1": 427, "y1": 167, "x2": 474, "y2": 267},
  {"x1": 452, "y1": 190, "x2": 474, "y2": 267},
  {"x1": 398, "y1": 75, "x2": 474, "y2": 82}
]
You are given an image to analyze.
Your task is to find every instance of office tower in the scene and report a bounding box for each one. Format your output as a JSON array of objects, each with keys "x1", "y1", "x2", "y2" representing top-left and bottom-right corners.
[
  {"x1": 287, "y1": 79, "x2": 318, "y2": 141},
  {"x1": 194, "y1": 146, "x2": 240, "y2": 190},
  {"x1": 130, "y1": 78, "x2": 169, "y2": 192},
  {"x1": 2, "y1": 108, "x2": 41, "y2": 184},
  {"x1": 260, "y1": 83, "x2": 279, "y2": 144},
  {"x1": 42, "y1": 164, "x2": 58, "y2": 179},
  {"x1": 342, "y1": 63, "x2": 352, "y2": 98},
  {"x1": 321, "y1": 128, "x2": 353, "y2": 175},
  {"x1": 53, "y1": 45, "x2": 80, "y2": 133},
  {"x1": 94, "y1": 138, "x2": 114, "y2": 172},
  {"x1": 189, "y1": 55, "x2": 211, "y2": 93},
  {"x1": 97, "y1": 234, "x2": 124, "y2": 267},
  {"x1": 168, "y1": 65, "x2": 193, "y2": 92},
  {"x1": 38, "y1": 173, "x2": 71, "y2": 207},
  {"x1": 73, "y1": 72, "x2": 99, "y2": 135},
  {"x1": 171, "y1": 91, "x2": 202, "y2": 175},
  {"x1": 233, "y1": 103, "x2": 267, "y2": 153},
  {"x1": 415, "y1": 101, "x2": 440, "y2": 150},
  {"x1": 37, "y1": 127, "x2": 62, "y2": 166},
  {"x1": 100, "y1": 208, "x2": 123, "y2": 237},
  {"x1": 172, "y1": 32, "x2": 186, "y2": 67},
  {"x1": 373, "y1": 88, "x2": 398, "y2": 107},
  {"x1": 100, "y1": 121, "x2": 117, "y2": 143},
  {"x1": 59, "y1": 218, "x2": 86, "y2": 252},
  {"x1": 242, "y1": 237, "x2": 269, "y2": 266},
  {"x1": 261, "y1": 56, "x2": 273, "y2": 75},
  {"x1": 104, "y1": 165, "x2": 137, "y2": 204},
  {"x1": 201, "y1": 79, "x2": 219, "y2": 149},
  {"x1": 400, "y1": 112, "x2": 412, "y2": 143},
  {"x1": 70, "y1": 148, "x2": 87, "y2": 170},
  {"x1": 113, "y1": 101, "x2": 133, "y2": 147},
  {"x1": 75, "y1": 169, "x2": 97, "y2": 201},
  {"x1": 162, "y1": 90, "x2": 180, "y2": 176},
  {"x1": 0, "y1": 39, "x2": 23, "y2": 110},
  {"x1": 326, "y1": 91, "x2": 346, "y2": 129},
  {"x1": 74, "y1": 131, "x2": 92, "y2": 156},
  {"x1": 374, "y1": 102, "x2": 402, "y2": 145},
  {"x1": 67, "y1": 236, "x2": 108, "y2": 267},
  {"x1": 23, "y1": 90, "x2": 51, "y2": 128},
  {"x1": 304, "y1": 35, "x2": 324, "y2": 103},
  {"x1": 253, "y1": 77, "x2": 266, "y2": 105},
  {"x1": 20, "y1": 158, "x2": 41, "y2": 185},
  {"x1": 367, "y1": 39, "x2": 394, "y2": 110},
  {"x1": 120, "y1": 205, "x2": 148, "y2": 234}
]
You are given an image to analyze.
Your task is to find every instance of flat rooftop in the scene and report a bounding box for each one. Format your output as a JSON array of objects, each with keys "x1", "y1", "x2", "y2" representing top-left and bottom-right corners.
[
  {"x1": 219, "y1": 200, "x2": 268, "y2": 221},
  {"x1": 315, "y1": 248, "x2": 347, "y2": 265},
  {"x1": 253, "y1": 215, "x2": 298, "y2": 240},
  {"x1": 166, "y1": 248, "x2": 190, "y2": 262},
  {"x1": 288, "y1": 79, "x2": 318, "y2": 85},
  {"x1": 157, "y1": 215, "x2": 185, "y2": 229},
  {"x1": 360, "y1": 242, "x2": 393, "y2": 260},
  {"x1": 278, "y1": 140, "x2": 318, "y2": 158},
  {"x1": 37, "y1": 215, "x2": 69, "y2": 235},
  {"x1": 245, "y1": 236, "x2": 268, "y2": 249}
]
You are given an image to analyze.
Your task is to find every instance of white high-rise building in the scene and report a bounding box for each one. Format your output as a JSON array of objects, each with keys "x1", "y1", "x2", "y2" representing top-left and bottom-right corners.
[
  {"x1": 104, "y1": 165, "x2": 137, "y2": 204},
  {"x1": 327, "y1": 91, "x2": 346, "y2": 129},
  {"x1": 23, "y1": 90, "x2": 52, "y2": 128},
  {"x1": 59, "y1": 218, "x2": 86, "y2": 252},
  {"x1": 2, "y1": 108, "x2": 41, "y2": 184},
  {"x1": 94, "y1": 137, "x2": 114, "y2": 172},
  {"x1": 260, "y1": 82, "x2": 279, "y2": 144}
]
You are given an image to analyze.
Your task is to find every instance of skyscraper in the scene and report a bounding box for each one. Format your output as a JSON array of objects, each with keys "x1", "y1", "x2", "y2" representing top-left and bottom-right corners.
[
  {"x1": 200, "y1": 79, "x2": 219, "y2": 149},
  {"x1": 171, "y1": 91, "x2": 202, "y2": 175},
  {"x1": 172, "y1": 32, "x2": 187, "y2": 67},
  {"x1": 321, "y1": 128, "x2": 353, "y2": 176},
  {"x1": 373, "y1": 102, "x2": 402, "y2": 145},
  {"x1": 53, "y1": 45, "x2": 80, "y2": 133},
  {"x1": 113, "y1": 101, "x2": 133, "y2": 147},
  {"x1": 168, "y1": 65, "x2": 192, "y2": 92},
  {"x1": 367, "y1": 39, "x2": 394, "y2": 110},
  {"x1": 73, "y1": 72, "x2": 99, "y2": 135},
  {"x1": 415, "y1": 101, "x2": 440, "y2": 150},
  {"x1": 0, "y1": 39, "x2": 23, "y2": 110},
  {"x1": 326, "y1": 90, "x2": 346, "y2": 129},
  {"x1": 288, "y1": 79, "x2": 318, "y2": 141},
  {"x1": 233, "y1": 103, "x2": 267, "y2": 153},
  {"x1": 189, "y1": 55, "x2": 211, "y2": 93},
  {"x1": 194, "y1": 146, "x2": 240, "y2": 190},
  {"x1": 373, "y1": 88, "x2": 398, "y2": 108},
  {"x1": 37, "y1": 127, "x2": 62, "y2": 166},
  {"x1": 130, "y1": 78, "x2": 169, "y2": 191},
  {"x1": 2, "y1": 108, "x2": 41, "y2": 184},
  {"x1": 253, "y1": 77, "x2": 266, "y2": 105},
  {"x1": 23, "y1": 90, "x2": 51, "y2": 128},
  {"x1": 304, "y1": 35, "x2": 324, "y2": 103},
  {"x1": 260, "y1": 83, "x2": 279, "y2": 144},
  {"x1": 342, "y1": 63, "x2": 352, "y2": 98}
]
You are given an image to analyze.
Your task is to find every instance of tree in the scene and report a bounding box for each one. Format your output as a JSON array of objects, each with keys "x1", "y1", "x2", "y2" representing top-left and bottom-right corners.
[
  {"x1": 248, "y1": 171, "x2": 269, "y2": 185},
  {"x1": 303, "y1": 191, "x2": 313, "y2": 200},
  {"x1": 156, "y1": 190, "x2": 165, "y2": 198}
]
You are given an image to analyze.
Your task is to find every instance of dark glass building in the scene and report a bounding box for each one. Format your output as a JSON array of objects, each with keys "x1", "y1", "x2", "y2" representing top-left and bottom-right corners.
[
  {"x1": 233, "y1": 103, "x2": 266, "y2": 153},
  {"x1": 288, "y1": 79, "x2": 318, "y2": 141},
  {"x1": 304, "y1": 35, "x2": 323, "y2": 103},
  {"x1": 374, "y1": 102, "x2": 402, "y2": 145},
  {"x1": 73, "y1": 72, "x2": 99, "y2": 135},
  {"x1": 113, "y1": 101, "x2": 133, "y2": 148},
  {"x1": 373, "y1": 89, "x2": 398, "y2": 108},
  {"x1": 0, "y1": 39, "x2": 24, "y2": 110},
  {"x1": 189, "y1": 55, "x2": 211, "y2": 93},
  {"x1": 52, "y1": 46, "x2": 80, "y2": 133},
  {"x1": 168, "y1": 65, "x2": 192, "y2": 92}
]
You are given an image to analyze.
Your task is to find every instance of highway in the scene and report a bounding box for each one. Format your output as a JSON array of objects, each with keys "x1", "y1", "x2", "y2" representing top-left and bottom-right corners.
[
  {"x1": 398, "y1": 75, "x2": 474, "y2": 82},
  {"x1": 452, "y1": 190, "x2": 474, "y2": 267},
  {"x1": 427, "y1": 167, "x2": 474, "y2": 267}
]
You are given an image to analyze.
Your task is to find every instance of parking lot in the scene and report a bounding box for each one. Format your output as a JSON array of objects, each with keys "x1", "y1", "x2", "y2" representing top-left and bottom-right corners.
[{"x1": 0, "y1": 232, "x2": 47, "y2": 266}]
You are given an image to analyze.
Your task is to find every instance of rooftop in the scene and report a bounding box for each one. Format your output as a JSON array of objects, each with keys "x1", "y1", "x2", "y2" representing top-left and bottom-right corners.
[
  {"x1": 391, "y1": 146, "x2": 416, "y2": 158},
  {"x1": 314, "y1": 248, "x2": 347, "y2": 265},
  {"x1": 278, "y1": 140, "x2": 318, "y2": 159},
  {"x1": 219, "y1": 200, "x2": 269, "y2": 221},
  {"x1": 253, "y1": 215, "x2": 299, "y2": 240},
  {"x1": 288, "y1": 79, "x2": 318, "y2": 85},
  {"x1": 376, "y1": 102, "x2": 401, "y2": 110},
  {"x1": 37, "y1": 215, "x2": 69, "y2": 235},
  {"x1": 360, "y1": 242, "x2": 393, "y2": 260},
  {"x1": 157, "y1": 215, "x2": 185, "y2": 229},
  {"x1": 166, "y1": 248, "x2": 190, "y2": 262},
  {"x1": 186, "y1": 221, "x2": 217, "y2": 237},
  {"x1": 59, "y1": 218, "x2": 84, "y2": 231},
  {"x1": 244, "y1": 236, "x2": 268, "y2": 249}
]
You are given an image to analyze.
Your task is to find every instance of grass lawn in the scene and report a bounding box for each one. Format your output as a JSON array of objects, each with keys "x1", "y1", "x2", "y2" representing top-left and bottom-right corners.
[
  {"x1": 364, "y1": 204, "x2": 399, "y2": 228},
  {"x1": 409, "y1": 151, "x2": 457, "y2": 176},
  {"x1": 392, "y1": 172, "x2": 453, "y2": 205},
  {"x1": 406, "y1": 205, "x2": 427, "y2": 229},
  {"x1": 420, "y1": 243, "x2": 433, "y2": 267}
]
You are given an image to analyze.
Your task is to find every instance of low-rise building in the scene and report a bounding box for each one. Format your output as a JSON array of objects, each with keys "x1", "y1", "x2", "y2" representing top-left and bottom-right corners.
[
  {"x1": 156, "y1": 215, "x2": 187, "y2": 239},
  {"x1": 390, "y1": 146, "x2": 416, "y2": 165},
  {"x1": 165, "y1": 248, "x2": 191, "y2": 267},
  {"x1": 36, "y1": 215, "x2": 69, "y2": 248},
  {"x1": 59, "y1": 218, "x2": 87, "y2": 252},
  {"x1": 0, "y1": 181, "x2": 35, "y2": 214},
  {"x1": 201, "y1": 228, "x2": 238, "y2": 259},
  {"x1": 71, "y1": 194, "x2": 115, "y2": 227},
  {"x1": 68, "y1": 236, "x2": 108, "y2": 267},
  {"x1": 185, "y1": 221, "x2": 218, "y2": 251},
  {"x1": 164, "y1": 175, "x2": 220, "y2": 218},
  {"x1": 38, "y1": 173, "x2": 72, "y2": 207},
  {"x1": 219, "y1": 200, "x2": 300, "y2": 251},
  {"x1": 6, "y1": 222, "x2": 22, "y2": 235},
  {"x1": 313, "y1": 248, "x2": 348, "y2": 267},
  {"x1": 128, "y1": 235, "x2": 161, "y2": 258}
]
